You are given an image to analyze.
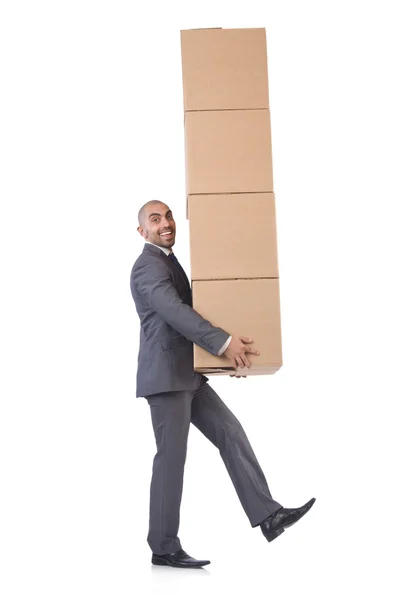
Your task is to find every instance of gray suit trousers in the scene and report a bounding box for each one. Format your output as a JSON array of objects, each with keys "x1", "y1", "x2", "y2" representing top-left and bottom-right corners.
[{"x1": 145, "y1": 378, "x2": 282, "y2": 555}]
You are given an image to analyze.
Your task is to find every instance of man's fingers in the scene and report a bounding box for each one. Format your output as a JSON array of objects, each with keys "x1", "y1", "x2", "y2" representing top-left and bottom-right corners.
[
  {"x1": 230, "y1": 372, "x2": 248, "y2": 379},
  {"x1": 239, "y1": 336, "x2": 253, "y2": 344},
  {"x1": 242, "y1": 355, "x2": 252, "y2": 369},
  {"x1": 235, "y1": 356, "x2": 245, "y2": 369},
  {"x1": 245, "y1": 346, "x2": 260, "y2": 355}
]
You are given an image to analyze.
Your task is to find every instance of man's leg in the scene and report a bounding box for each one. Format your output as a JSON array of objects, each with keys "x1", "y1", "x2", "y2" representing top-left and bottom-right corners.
[
  {"x1": 191, "y1": 381, "x2": 282, "y2": 527},
  {"x1": 145, "y1": 390, "x2": 193, "y2": 554}
]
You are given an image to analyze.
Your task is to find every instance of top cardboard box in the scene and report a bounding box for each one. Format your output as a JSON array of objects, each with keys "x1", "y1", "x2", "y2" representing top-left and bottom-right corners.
[{"x1": 180, "y1": 28, "x2": 269, "y2": 111}]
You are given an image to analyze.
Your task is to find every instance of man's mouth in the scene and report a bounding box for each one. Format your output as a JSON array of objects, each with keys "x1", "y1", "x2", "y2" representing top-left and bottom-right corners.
[{"x1": 160, "y1": 231, "x2": 173, "y2": 237}]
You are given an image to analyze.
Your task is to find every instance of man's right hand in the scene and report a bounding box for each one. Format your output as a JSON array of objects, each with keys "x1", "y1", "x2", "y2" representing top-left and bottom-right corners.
[{"x1": 223, "y1": 336, "x2": 260, "y2": 369}]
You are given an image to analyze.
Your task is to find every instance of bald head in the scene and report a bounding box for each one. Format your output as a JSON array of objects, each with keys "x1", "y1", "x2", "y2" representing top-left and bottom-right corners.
[
  {"x1": 138, "y1": 200, "x2": 169, "y2": 227},
  {"x1": 137, "y1": 200, "x2": 176, "y2": 249}
]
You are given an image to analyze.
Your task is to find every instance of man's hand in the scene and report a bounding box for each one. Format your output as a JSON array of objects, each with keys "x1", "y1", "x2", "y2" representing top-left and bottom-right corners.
[{"x1": 224, "y1": 336, "x2": 260, "y2": 371}]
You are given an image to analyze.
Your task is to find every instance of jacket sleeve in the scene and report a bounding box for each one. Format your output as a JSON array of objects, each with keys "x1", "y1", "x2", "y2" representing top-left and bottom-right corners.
[{"x1": 132, "y1": 260, "x2": 230, "y2": 356}]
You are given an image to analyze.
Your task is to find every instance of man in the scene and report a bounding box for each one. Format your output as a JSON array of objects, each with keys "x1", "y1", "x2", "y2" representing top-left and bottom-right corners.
[{"x1": 130, "y1": 200, "x2": 315, "y2": 569}]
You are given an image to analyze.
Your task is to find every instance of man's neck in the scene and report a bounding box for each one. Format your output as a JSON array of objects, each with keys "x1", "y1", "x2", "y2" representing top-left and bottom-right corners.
[{"x1": 146, "y1": 240, "x2": 172, "y2": 256}]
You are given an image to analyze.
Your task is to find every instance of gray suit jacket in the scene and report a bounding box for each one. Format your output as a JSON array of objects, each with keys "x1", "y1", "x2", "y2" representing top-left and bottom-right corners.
[{"x1": 130, "y1": 243, "x2": 230, "y2": 397}]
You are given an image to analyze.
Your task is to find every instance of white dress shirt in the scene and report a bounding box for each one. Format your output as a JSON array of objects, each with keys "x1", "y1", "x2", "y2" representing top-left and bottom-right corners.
[{"x1": 145, "y1": 241, "x2": 231, "y2": 355}]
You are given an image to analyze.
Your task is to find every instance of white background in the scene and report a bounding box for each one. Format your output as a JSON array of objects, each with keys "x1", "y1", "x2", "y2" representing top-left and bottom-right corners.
[{"x1": 1, "y1": 1, "x2": 396, "y2": 598}]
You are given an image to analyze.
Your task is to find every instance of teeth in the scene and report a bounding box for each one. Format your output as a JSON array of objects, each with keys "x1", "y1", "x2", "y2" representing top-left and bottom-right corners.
[{"x1": 161, "y1": 232, "x2": 172, "y2": 235}]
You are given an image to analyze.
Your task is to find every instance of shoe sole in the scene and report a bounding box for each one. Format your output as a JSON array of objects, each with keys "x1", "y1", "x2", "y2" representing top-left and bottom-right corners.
[{"x1": 152, "y1": 557, "x2": 210, "y2": 568}]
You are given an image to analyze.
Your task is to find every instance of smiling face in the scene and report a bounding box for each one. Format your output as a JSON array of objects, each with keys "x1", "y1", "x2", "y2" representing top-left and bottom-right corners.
[{"x1": 137, "y1": 201, "x2": 176, "y2": 249}]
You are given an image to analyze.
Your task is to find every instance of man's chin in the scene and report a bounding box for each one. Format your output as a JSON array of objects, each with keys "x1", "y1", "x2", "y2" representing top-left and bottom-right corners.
[{"x1": 158, "y1": 237, "x2": 174, "y2": 247}]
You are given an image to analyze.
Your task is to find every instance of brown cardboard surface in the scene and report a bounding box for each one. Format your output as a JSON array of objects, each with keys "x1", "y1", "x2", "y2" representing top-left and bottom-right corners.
[
  {"x1": 192, "y1": 279, "x2": 282, "y2": 376},
  {"x1": 188, "y1": 193, "x2": 279, "y2": 279},
  {"x1": 184, "y1": 109, "x2": 273, "y2": 195},
  {"x1": 180, "y1": 28, "x2": 269, "y2": 111}
]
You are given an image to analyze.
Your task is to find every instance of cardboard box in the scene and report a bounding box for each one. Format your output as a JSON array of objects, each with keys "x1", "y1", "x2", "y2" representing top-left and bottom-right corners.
[
  {"x1": 180, "y1": 28, "x2": 269, "y2": 111},
  {"x1": 184, "y1": 109, "x2": 273, "y2": 195},
  {"x1": 192, "y1": 279, "x2": 282, "y2": 375},
  {"x1": 188, "y1": 193, "x2": 279, "y2": 279}
]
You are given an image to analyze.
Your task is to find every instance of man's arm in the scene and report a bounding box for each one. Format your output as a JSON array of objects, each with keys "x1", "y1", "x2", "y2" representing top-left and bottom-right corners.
[{"x1": 132, "y1": 260, "x2": 230, "y2": 356}]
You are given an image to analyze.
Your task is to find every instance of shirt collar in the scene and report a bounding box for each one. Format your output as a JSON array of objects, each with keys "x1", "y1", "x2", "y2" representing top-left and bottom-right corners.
[{"x1": 145, "y1": 240, "x2": 172, "y2": 256}]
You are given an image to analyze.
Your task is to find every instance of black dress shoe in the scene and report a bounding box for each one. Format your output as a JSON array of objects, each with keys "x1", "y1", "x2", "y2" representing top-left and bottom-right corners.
[
  {"x1": 152, "y1": 549, "x2": 210, "y2": 568},
  {"x1": 260, "y1": 497, "x2": 316, "y2": 542}
]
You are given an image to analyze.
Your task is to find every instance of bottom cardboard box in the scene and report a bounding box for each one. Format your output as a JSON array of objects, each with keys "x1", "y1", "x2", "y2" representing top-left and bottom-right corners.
[{"x1": 192, "y1": 279, "x2": 282, "y2": 376}]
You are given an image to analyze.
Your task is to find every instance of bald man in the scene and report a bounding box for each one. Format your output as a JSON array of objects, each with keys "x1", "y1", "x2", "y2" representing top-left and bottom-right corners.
[{"x1": 130, "y1": 200, "x2": 315, "y2": 568}]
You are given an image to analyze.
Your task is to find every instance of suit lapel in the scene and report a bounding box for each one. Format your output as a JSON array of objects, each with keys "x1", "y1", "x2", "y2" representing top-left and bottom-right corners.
[{"x1": 143, "y1": 243, "x2": 191, "y2": 298}]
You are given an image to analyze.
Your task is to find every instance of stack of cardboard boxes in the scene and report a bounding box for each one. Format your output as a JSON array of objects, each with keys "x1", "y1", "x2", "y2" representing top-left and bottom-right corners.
[{"x1": 180, "y1": 27, "x2": 282, "y2": 376}]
